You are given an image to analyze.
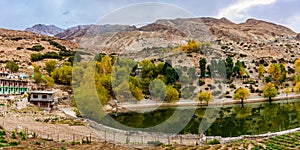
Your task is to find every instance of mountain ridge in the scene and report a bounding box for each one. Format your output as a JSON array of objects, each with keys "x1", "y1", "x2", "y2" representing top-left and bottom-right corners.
[{"x1": 25, "y1": 24, "x2": 64, "y2": 36}]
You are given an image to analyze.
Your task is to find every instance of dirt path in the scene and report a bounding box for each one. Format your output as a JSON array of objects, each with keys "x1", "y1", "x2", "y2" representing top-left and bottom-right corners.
[{"x1": 1, "y1": 113, "x2": 103, "y2": 143}]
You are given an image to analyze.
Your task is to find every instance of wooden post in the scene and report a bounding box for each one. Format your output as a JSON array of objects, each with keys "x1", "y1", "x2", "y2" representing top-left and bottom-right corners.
[
  {"x1": 58, "y1": 134, "x2": 59, "y2": 142},
  {"x1": 180, "y1": 135, "x2": 182, "y2": 145},
  {"x1": 104, "y1": 130, "x2": 106, "y2": 143},
  {"x1": 73, "y1": 134, "x2": 75, "y2": 143},
  {"x1": 168, "y1": 136, "x2": 170, "y2": 145},
  {"x1": 90, "y1": 133, "x2": 92, "y2": 143}
]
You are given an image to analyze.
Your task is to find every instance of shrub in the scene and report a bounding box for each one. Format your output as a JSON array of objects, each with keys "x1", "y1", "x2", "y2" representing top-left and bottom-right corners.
[
  {"x1": 208, "y1": 139, "x2": 220, "y2": 145},
  {"x1": 43, "y1": 52, "x2": 62, "y2": 59},
  {"x1": 31, "y1": 53, "x2": 44, "y2": 62},
  {"x1": 16, "y1": 47, "x2": 23, "y2": 50},
  {"x1": 35, "y1": 141, "x2": 41, "y2": 145},
  {"x1": 243, "y1": 80, "x2": 257, "y2": 85},
  {"x1": 27, "y1": 45, "x2": 45, "y2": 51},
  {"x1": 11, "y1": 131, "x2": 17, "y2": 139},
  {"x1": 49, "y1": 40, "x2": 67, "y2": 51},
  {"x1": 61, "y1": 147, "x2": 67, "y2": 150},
  {"x1": 8, "y1": 141, "x2": 19, "y2": 146},
  {"x1": 11, "y1": 37, "x2": 23, "y2": 41},
  {"x1": 178, "y1": 59, "x2": 183, "y2": 63},
  {"x1": 59, "y1": 50, "x2": 74, "y2": 56},
  {"x1": 147, "y1": 140, "x2": 162, "y2": 146},
  {"x1": 229, "y1": 84, "x2": 236, "y2": 89},
  {"x1": 198, "y1": 79, "x2": 205, "y2": 86},
  {"x1": 212, "y1": 90, "x2": 222, "y2": 96}
]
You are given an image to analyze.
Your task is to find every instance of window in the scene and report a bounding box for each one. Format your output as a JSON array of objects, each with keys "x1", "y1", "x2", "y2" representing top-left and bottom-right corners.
[
  {"x1": 41, "y1": 102, "x2": 48, "y2": 106},
  {"x1": 42, "y1": 94, "x2": 47, "y2": 99},
  {"x1": 33, "y1": 94, "x2": 38, "y2": 98}
]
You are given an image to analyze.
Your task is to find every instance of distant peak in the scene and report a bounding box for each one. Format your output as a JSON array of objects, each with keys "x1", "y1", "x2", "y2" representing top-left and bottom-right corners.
[
  {"x1": 25, "y1": 24, "x2": 64, "y2": 36},
  {"x1": 219, "y1": 17, "x2": 234, "y2": 24}
]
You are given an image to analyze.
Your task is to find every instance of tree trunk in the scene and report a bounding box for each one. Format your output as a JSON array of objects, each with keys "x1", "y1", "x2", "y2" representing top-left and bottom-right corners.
[
  {"x1": 269, "y1": 97, "x2": 272, "y2": 105},
  {"x1": 241, "y1": 99, "x2": 244, "y2": 108}
]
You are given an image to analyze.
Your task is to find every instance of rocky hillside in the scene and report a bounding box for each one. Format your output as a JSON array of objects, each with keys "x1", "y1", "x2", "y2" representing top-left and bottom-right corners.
[
  {"x1": 25, "y1": 24, "x2": 64, "y2": 36},
  {"x1": 54, "y1": 24, "x2": 136, "y2": 43},
  {"x1": 155, "y1": 17, "x2": 297, "y2": 42},
  {"x1": 84, "y1": 17, "x2": 299, "y2": 59},
  {"x1": 0, "y1": 28, "x2": 77, "y2": 73}
]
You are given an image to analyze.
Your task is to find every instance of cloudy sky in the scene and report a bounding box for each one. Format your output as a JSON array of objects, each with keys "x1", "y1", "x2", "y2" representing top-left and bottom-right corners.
[{"x1": 0, "y1": 0, "x2": 299, "y2": 32}]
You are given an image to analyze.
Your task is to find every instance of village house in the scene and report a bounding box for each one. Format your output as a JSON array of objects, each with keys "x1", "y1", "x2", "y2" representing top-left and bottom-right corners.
[
  {"x1": 0, "y1": 68, "x2": 29, "y2": 95},
  {"x1": 27, "y1": 91, "x2": 54, "y2": 109}
]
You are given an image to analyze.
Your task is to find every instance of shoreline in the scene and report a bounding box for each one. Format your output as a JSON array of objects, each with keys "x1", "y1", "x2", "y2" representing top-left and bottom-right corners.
[{"x1": 119, "y1": 94, "x2": 300, "y2": 110}]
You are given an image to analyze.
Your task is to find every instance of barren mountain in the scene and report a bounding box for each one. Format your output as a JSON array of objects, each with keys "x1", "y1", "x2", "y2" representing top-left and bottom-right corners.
[
  {"x1": 25, "y1": 24, "x2": 64, "y2": 36},
  {"x1": 155, "y1": 17, "x2": 297, "y2": 42},
  {"x1": 54, "y1": 24, "x2": 136, "y2": 43},
  {"x1": 0, "y1": 28, "x2": 77, "y2": 73}
]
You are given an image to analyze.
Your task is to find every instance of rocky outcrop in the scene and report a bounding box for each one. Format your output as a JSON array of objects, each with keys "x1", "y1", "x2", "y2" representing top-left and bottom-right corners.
[{"x1": 296, "y1": 33, "x2": 300, "y2": 41}]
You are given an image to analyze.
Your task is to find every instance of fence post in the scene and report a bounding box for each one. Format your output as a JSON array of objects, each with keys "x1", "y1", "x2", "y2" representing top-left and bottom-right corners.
[
  {"x1": 90, "y1": 133, "x2": 92, "y2": 143},
  {"x1": 180, "y1": 135, "x2": 182, "y2": 145},
  {"x1": 168, "y1": 136, "x2": 170, "y2": 145},
  {"x1": 73, "y1": 134, "x2": 75, "y2": 143},
  {"x1": 58, "y1": 134, "x2": 59, "y2": 142},
  {"x1": 104, "y1": 130, "x2": 107, "y2": 143}
]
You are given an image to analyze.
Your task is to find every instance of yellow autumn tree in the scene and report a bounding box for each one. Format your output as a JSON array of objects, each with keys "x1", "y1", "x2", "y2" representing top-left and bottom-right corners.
[
  {"x1": 262, "y1": 82, "x2": 278, "y2": 104},
  {"x1": 196, "y1": 91, "x2": 213, "y2": 105},
  {"x1": 165, "y1": 85, "x2": 179, "y2": 103},
  {"x1": 294, "y1": 58, "x2": 300, "y2": 83},
  {"x1": 294, "y1": 82, "x2": 300, "y2": 94},
  {"x1": 257, "y1": 64, "x2": 265, "y2": 78},
  {"x1": 233, "y1": 87, "x2": 250, "y2": 108},
  {"x1": 284, "y1": 86, "x2": 291, "y2": 97},
  {"x1": 267, "y1": 63, "x2": 286, "y2": 85},
  {"x1": 180, "y1": 40, "x2": 201, "y2": 53}
]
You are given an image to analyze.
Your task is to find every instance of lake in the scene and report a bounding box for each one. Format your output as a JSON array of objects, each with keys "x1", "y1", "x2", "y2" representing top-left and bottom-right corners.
[{"x1": 99, "y1": 99, "x2": 300, "y2": 137}]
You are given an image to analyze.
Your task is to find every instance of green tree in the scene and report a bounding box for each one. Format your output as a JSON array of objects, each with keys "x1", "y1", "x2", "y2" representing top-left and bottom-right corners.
[
  {"x1": 45, "y1": 60, "x2": 57, "y2": 75},
  {"x1": 165, "y1": 85, "x2": 179, "y2": 103},
  {"x1": 51, "y1": 64, "x2": 72, "y2": 85},
  {"x1": 5, "y1": 60, "x2": 19, "y2": 72},
  {"x1": 140, "y1": 60, "x2": 157, "y2": 79},
  {"x1": 226, "y1": 56, "x2": 234, "y2": 79},
  {"x1": 199, "y1": 58, "x2": 206, "y2": 78},
  {"x1": 32, "y1": 64, "x2": 42, "y2": 83},
  {"x1": 114, "y1": 81, "x2": 143, "y2": 102},
  {"x1": 196, "y1": 91, "x2": 212, "y2": 105},
  {"x1": 233, "y1": 60, "x2": 248, "y2": 78},
  {"x1": 233, "y1": 87, "x2": 250, "y2": 108},
  {"x1": 165, "y1": 66, "x2": 177, "y2": 84},
  {"x1": 187, "y1": 67, "x2": 197, "y2": 80},
  {"x1": 149, "y1": 79, "x2": 166, "y2": 101},
  {"x1": 262, "y1": 82, "x2": 278, "y2": 104},
  {"x1": 42, "y1": 75, "x2": 54, "y2": 87}
]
